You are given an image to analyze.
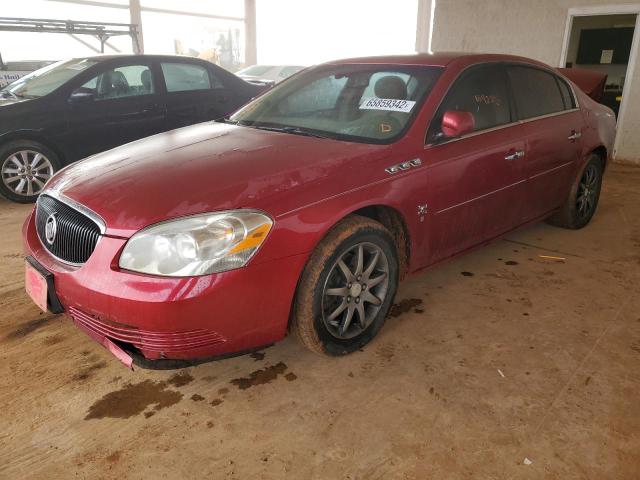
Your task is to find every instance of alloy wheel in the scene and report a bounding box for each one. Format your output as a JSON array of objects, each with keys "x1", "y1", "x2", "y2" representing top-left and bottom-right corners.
[
  {"x1": 576, "y1": 163, "x2": 598, "y2": 220},
  {"x1": 321, "y1": 242, "x2": 390, "y2": 339},
  {"x1": 1, "y1": 150, "x2": 54, "y2": 197}
]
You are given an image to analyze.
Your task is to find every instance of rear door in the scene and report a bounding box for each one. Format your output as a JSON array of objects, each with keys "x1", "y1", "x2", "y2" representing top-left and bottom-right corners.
[
  {"x1": 65, "y1": 60, "x2": 167, "y2": 159},
  {"x1": 422, "y1": 64, "x2": 528, "y2": 265},
  {"x1": 506, "y1": 65, "x2": 583, "y2": 220},
  {"x1": 160, "y1": 61, "x2": 236, "y2": 130}
]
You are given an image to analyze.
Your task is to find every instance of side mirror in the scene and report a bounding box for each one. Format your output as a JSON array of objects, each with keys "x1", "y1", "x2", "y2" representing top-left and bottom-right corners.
[
  {"x1": 68, "y1": 90, "x2": 95, "y2": 104},
  {"x1": 441, "y1": 110, "x2": 475, "y2": 138}
]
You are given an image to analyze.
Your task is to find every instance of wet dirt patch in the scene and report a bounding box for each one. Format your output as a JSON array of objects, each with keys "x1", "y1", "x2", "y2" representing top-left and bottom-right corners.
[
  {"x1": 230, "y1": 362, "x2": 289, "y2": 390},
  {"x1": 73, "y1": 361, "x2": 107, "y2": 381},
  {"x1": 285, "y1": 372, "x2": 297, "y2": 381},
  {"x1": 42, "y1": 333, "x2": 64, "y2": 346},
  {"x1": 4, "y1": 315, "x2": 58, "y2": 340},
  {"x1": 250, "y1": 351, "x2": 266, "y2": 361},
  {"x1": 388, "y1": 298, "x2": 423, "y2": 318},
  {"x1": 377, "y1": 344, "x2": 395, "y2": 361},
  {"x1": 84, "y1": 380, "x2": 183, "y2": 420},
  {"x1": 191, "y1": 394, "x2": 205, "y2": 402},
  {"x1": 167, "y1": 371, "x2": 194, "y2": 387},
  {"x1": 218, "y1": 387, "x2": 229, "y2": 395},
  {"x1": 106, "y1": 451, "x2": 121, "y2": 464},
  {"x1": 210, "y1": 399, "x2": 223, "y2": 407}
]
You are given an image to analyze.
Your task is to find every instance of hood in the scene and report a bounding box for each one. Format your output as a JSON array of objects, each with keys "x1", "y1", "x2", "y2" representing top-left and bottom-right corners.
[
  {"x1": 0, "y1": 96, "x2": 31, "y2": 107},
  {"x1": 46, "y1": 122, "x2": 385, "y2": 237}
]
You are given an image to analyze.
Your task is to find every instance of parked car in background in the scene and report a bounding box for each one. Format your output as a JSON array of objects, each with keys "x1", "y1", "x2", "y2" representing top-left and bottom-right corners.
[
  {"x1": 236, "y1": 64, "x2": 305, "y2": 86},
  {"x1": 0, "y1": 54, "x2": 265, "y2": 202},
  {"x1": 23, "y1": 53, "x2": 615, "y2": 368},
  {"x1": 0, "y1": 59, "x2": 55, "y2": 88}
]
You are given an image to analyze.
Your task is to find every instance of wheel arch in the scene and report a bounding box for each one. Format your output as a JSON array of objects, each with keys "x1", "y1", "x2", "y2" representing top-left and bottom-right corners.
[
  {"x1": 591, "y1": 145, "x2": 608, "y2": 171},
  {"x1": 349, "y1": 204, "x2": 411, "y2": 280},
  {"x1": 284, "y1": 202, "x2": 411, "y2": 334},
  {"x1": 0, "y1": 131, "x2": 66, "y2": 165}
]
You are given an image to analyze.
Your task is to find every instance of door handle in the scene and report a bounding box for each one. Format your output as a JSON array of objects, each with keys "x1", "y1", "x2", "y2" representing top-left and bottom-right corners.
[
  {"x1": 505, "y1": 150, "x2": 525, "y2": 161},
  {"x1": 568, "y1": 131, "x2": 582, "y2": 141}
]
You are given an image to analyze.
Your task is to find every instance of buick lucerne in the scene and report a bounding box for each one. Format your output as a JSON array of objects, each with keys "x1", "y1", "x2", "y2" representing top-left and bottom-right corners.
[{"x1": 22, "y1": 53, "x2": 616, "y2": 368}]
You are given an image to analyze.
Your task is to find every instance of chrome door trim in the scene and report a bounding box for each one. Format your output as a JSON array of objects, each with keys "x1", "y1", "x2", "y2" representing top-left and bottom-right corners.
[
  {"x1": 528, "y1": 160, "x2": 574, "y2": 180},
  {"x1": 435, "y1": 179, "x2": 527, "y2": 215},
  {"x1": 424, "y1": 108, "x2": 581, "y2": 149}
]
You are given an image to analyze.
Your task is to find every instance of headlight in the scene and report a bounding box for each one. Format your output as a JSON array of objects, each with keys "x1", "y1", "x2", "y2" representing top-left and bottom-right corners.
[{"x1": 119, "y1": 210, "x2": 273, "y2": 277}]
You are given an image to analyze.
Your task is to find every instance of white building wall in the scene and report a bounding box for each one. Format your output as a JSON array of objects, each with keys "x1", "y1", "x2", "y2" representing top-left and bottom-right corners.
[{"x1": 430, "y1": 0, "x2": 640, "y2": 164}]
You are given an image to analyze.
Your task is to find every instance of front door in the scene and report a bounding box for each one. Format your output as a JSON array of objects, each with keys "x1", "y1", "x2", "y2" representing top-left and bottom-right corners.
[
  {"x1": 421, "y1": 64, "x2": 527, "y2": 266},
  {"x1": 65, "y1": 62, "x2": 167, "y2": 160}
]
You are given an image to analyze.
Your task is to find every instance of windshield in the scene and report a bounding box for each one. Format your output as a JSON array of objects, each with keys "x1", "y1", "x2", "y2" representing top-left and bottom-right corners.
[
  {"x1": 0, "y1": 59, "x2": 97, "y2": 98},
  {"x1": 230, "y1": 64, "x2": 442, "y2": 144},
  {"x1": 237, "y1": 65, "x2": 275, "y2": 76}
]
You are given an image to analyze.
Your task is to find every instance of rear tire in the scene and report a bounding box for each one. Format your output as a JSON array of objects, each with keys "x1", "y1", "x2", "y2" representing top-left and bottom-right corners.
[
  {"x1": 0, "y1": 140, "x2": 60, "y2": 203},
  {"x1": 546, "y1": 153, "x2": 603, "y2": 229},
  {"x1": 292, "y1": 215, "x2": 399, "y2": 356}
]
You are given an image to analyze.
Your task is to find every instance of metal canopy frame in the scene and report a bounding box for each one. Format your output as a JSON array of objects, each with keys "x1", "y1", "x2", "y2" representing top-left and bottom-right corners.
[{"x1": 0, "y1": 16, "x2": 140, "y2": 53}]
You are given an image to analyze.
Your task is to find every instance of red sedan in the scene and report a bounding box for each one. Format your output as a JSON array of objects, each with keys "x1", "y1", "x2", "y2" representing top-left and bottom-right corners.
[{"x1": 22, "y1": 53, "x2": 616, "y2": 368}]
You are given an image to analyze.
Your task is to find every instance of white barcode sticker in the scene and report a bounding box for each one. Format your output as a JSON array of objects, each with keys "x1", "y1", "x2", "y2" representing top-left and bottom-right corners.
[{"x1": 359, "y1": 98, "x2": 416, "y2": 113}]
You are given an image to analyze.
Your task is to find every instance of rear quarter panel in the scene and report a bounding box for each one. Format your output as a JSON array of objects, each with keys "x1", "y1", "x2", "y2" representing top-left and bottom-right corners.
[{"x1": 576, "y1": 87, "x2": 616, "y2": 165}]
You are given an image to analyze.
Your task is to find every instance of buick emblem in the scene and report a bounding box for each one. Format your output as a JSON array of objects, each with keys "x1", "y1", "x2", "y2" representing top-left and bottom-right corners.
[{"x1": 45, "y1": 213, "x2": 58, "y2": 245}]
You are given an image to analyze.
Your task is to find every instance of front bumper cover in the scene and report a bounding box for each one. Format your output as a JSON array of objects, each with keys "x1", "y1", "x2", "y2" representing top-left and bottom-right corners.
[{"x1": 23, "y1": 210, "x2": 307, "y2": 365}]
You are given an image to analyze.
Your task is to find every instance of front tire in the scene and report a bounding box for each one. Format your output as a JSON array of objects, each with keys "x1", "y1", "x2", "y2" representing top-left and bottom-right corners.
[
  {"x1": 0, "y1": 140, "x2": 60, "y2": 203},
  {"x1": 292, "y1": 215, "x2": 399, "y2": 356},
  {"x1": 546, "y1": 153, "x2": 603, "y2": 229}
]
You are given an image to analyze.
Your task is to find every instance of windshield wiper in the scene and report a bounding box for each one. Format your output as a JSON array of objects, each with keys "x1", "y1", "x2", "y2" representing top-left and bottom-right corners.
[
  {"x1": 215, "y1": 117, "x2": 256, "y2": 127},
  {"x1": 251, "y1": 124, "x2": 330, "y2": 139},
  {"x1": 215, "y1": 117, "x2": 237, "y2": 125},
  {"x1": 0, "y1": 90, "x2": 19, "y2": 99}
]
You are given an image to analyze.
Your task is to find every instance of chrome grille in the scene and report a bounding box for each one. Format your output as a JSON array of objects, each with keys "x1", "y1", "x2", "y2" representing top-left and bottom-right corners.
[{"x1": 36, "y1": 194, "x2": 101, "y2": 264}]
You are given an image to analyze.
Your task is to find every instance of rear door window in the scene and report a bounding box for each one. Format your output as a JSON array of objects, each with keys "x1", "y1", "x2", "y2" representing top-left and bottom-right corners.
[
  {"x1": 507, "y1": 66, "x2": 566, "y2": 119},
  {"x1": 161, "y1": 62, "x2": 211, "y2": 92},
  {"x1": 427, "y1": 64, "x2": 512, "y2": 143}
]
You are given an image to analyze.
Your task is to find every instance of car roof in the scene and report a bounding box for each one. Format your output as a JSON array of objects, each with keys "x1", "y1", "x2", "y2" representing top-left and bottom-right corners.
[
  {"x1": 76, "y1": 54, "x2": 214, "y2": 63},
  {"x1": 326, "y1": 52, "x2": 549, "y2": 69}
]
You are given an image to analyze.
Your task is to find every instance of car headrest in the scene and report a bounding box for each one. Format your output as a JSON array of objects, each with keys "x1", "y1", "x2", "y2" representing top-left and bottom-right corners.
[
  {"x1": 374, "y1": 76, "x2": 407, "y2": 100},
  {"x1": 141, "y1": 69, "x2": 152, "y2": 91},
  {"x1": 111, "y1": 71, "x2": 129, "y2": 90}
]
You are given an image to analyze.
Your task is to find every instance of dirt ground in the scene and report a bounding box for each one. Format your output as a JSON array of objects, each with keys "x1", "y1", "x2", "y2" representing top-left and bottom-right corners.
[{"x1": 1, "y1": 164, "x2": 639, "y2": 480}]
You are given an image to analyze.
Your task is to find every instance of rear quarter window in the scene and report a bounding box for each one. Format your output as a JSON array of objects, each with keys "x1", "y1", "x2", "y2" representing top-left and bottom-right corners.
[
  {"x1": 557, "y1": 77, "x2": 576, "y2": 109},
  {"x1": 507, "y1": 66, "x2": 566, "y2": 119}
]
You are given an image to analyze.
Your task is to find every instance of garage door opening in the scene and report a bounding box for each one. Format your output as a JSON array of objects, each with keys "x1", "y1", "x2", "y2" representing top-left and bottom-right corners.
[{"x1": 564, "y1": 13, "x2": 636, "y2": 118}]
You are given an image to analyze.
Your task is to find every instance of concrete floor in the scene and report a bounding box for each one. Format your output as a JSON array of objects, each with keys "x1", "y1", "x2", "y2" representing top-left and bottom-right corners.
[{"x1": 1, "y1": 164, "x2": 639, "y2": 479}]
